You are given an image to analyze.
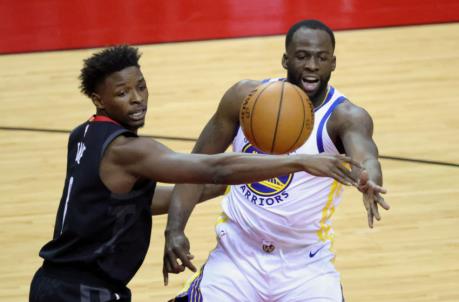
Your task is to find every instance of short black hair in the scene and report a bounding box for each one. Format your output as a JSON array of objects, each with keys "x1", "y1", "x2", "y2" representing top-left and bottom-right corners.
[
  {"x1": 285, "y1": 19, "x2": 335, "y2": 50},
  {"x1": 79, "y1": 45, "x2": 141, "y2": 97}
]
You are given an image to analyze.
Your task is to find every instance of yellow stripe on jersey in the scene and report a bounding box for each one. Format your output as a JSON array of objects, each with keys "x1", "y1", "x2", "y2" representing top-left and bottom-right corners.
[
  {"x1": 224, "y1": 185, "x2": 231, "y2": 195},
  {"x1": 324, "y1": 163, "x2": 348, "y2": 257},
  {"x1": 215, "y1": 212, "x2": 228, "y2": 226},
  {"x1": 176, "y1": 268, "x2": 202, "y2": 296},
  {"x1": 317, "y1": 180, "x2": 342, "y2": 243}
]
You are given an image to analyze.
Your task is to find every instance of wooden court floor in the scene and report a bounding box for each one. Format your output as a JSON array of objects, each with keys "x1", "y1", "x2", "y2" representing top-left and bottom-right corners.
[{"x1": 1, "y1": 23, "x2": 458, "y2": 301}]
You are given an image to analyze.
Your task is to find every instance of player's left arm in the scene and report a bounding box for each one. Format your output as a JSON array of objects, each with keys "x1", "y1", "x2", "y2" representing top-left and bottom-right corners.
[
  {"x1": 151, "y1": 184, "x2": 227, "y2": 215},
  {"x1": 331, "y1": 101, "x2": 390, "y2": 228}
]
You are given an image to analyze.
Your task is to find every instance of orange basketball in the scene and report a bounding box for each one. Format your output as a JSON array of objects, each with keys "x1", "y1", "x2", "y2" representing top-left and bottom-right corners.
[{"x1": 239, "y1": 81, "x2": 314, "y2": 154}]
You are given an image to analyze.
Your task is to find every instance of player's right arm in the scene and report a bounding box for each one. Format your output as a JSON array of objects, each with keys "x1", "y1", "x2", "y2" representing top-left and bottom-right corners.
[
  {"x1": 105, "y1": 134, "x2": 358, "y2": 186},
  {"x1": 162, "y1": 80, "x2": 258, "y2": 283}
]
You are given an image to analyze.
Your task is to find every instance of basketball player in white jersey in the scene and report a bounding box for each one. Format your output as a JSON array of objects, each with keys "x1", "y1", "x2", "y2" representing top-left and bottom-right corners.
[{"x1": 164, "y1": 20, "x2": 389, "y2": 301}]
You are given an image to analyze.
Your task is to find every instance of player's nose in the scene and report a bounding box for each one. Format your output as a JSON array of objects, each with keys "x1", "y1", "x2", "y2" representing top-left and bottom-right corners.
[
  {"x1": 304, "y1": 57, "x2": 319, "y2": 71},
  {"x1": 131, "y1": 89, "x2": 143, "y2": 103}
]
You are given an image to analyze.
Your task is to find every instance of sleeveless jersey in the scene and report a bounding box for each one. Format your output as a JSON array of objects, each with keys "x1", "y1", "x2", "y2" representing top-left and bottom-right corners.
[
  {"x1": 39, "y1": 116, "x2": 156, "y2": 286},
  {"x1": 222, "y1": 80, "x2": 347, "y2": 248}
]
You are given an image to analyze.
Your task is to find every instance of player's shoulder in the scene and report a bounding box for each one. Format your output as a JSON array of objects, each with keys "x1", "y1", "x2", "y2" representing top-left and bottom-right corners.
[
  {"x1": 217, "y1": 79, "x2": 261, "y2": 117},
  {"x1": 228, "y1": 79, "x2": 261, "y2": 99},
  {"x1": 334, "y1": 99, "x2": 373, "y2": 124},
  {"x1": 328, "y1": 98, "x2": 374, "y2": 135},
  {"x1": 105, "y1": 135, "x2": 160, "y2": 165},
  {"x1": 68, "y1": 121, "x2": 88, "y2": 140}
]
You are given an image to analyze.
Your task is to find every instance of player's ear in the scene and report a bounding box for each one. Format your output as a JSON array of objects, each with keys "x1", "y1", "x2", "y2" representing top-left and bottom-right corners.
[
  {"x1": 282, "y1": 53, "x2": 288, "y2": 70},
  {"x1": 331, "y1": 56, "x2": 336, "y2": 71},
  {"x1": 91, "y1": 93, "x2": 104, "y2": 110}
]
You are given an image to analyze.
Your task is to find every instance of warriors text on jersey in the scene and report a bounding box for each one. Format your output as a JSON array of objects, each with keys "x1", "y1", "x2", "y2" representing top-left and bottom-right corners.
[{"x1": 223, "y1": 81, "x2": 347, "y2": 249}]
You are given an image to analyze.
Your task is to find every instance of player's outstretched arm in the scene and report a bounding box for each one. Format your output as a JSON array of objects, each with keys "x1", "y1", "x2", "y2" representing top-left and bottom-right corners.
[
  {"x1": 112, "y1": 135, "x2": 360, "y2": 189},
  {"x1": 331, "y1": 101, "x2": 390, "y2": 228}
]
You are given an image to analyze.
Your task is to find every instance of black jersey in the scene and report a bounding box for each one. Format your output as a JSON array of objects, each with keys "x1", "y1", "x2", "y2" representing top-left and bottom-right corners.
[{"x1": 39, "y1": 116, "x2": 156, "y2": 286}]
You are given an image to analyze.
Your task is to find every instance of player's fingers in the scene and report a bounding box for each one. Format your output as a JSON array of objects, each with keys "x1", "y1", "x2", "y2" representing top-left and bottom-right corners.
[
  {"x1": 367, "y1": 209, "x2": 374, "y2": 228},
  {"x1": 372, "y1": 201, "x2": 381, "y2": 221},
  {"x1": 174, "y1": 248, "x2": 197, "y2": 272},
  {"x1": 174, "y1": 257, "x2": 186, "y2": 273},
  {"x1": 163, "y1": 254, "x2": 176, "y2": 284},
  {"x1": 359, "y1": 170, "x2": 369, "y2": 186},
  {"x1": 376, "y1": 194, "x2": 390, "y2": 210},
  {"x1": 166, "y1": 251, "x2": 183, "y2": 274},
  {"x1": 337, "y1": 164, "x2": 359, "y2": 186},
  {"x1": 330, "y1": 170, "x2": 353, "y2": 186},
  {"x1": 163, "y1": 257, "x2": 172, "y2": 272},
  {"x1": 162, "y1": 263, "x2": 169, "y2": 286},
  {"x1": 363, "y1": 194, "x2": 373, "y2": 228},
  {"x1": 373, "y1": 184, "x2": 388, "y2": 194},
  {"x1": 362, "y1": 194, "x2": 371, "y2": 212},
  {"x1": 338, "y1": 154, "x2": 362, "y2": 169}
]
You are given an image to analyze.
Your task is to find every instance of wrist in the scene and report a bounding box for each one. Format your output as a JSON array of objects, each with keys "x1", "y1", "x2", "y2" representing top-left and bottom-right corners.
[
  {"x1": 164, "y1": 227, "x2": 184, "y2": 236},
  {"x1": 297, "y1": 154, "x2": 312, "y2": 170}
]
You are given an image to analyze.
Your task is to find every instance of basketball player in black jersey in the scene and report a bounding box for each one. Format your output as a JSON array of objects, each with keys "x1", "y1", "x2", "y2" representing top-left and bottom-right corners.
[{"x1": 29, "y1": 45, "x2": 361, "y2": 302}]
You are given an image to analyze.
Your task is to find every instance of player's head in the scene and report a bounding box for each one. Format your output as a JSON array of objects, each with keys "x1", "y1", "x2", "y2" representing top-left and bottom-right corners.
[
  {"x1": 79, "y1": 45, "x2": 148, "y2": 132},
  {"x1": 282, "y1": 20, "x2": 336, "y2": 102}
]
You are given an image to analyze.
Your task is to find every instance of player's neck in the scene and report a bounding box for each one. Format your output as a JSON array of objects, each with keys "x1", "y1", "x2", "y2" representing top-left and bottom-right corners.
[{"x1": 310, "y1": 87, "x2": 328, "y2": 108}]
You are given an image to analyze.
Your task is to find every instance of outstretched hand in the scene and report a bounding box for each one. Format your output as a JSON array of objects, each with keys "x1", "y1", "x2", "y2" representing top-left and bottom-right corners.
[
  {"x1": 304, "y1": 154, "x2": 361, "y2": 186},
  {"x1": 163, "y1": 230, "x2": 197, "y2": 286},
  {"x1": 358, "y1": 170, "x2": 389, "y2": 228}
]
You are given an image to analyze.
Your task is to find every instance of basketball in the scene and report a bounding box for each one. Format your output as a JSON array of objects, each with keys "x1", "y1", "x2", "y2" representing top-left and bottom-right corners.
[{"x1": 239, "y1": 81, "x2": 314, "y2": 154}]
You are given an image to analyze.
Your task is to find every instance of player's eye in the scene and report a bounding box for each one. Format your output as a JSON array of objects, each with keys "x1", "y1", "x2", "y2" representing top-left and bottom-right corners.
[
  {"x1": 295, "y1": 52, "x2": 307, "y2": 60},
  {"x1": 116, "y1": 90, "x2": 126, "y2": 97}
]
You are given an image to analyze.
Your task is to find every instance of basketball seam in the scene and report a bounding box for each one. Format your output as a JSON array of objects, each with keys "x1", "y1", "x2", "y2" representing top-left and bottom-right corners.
[
  {"x1": 270, "y1": 81, "x2": 285, "y2": 153},
  {"x1": 250, "y1": 82, "x2": 275, "y2": 152}
]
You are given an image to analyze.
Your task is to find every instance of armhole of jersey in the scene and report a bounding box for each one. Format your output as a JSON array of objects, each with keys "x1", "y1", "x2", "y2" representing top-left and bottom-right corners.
[
  {"x1": 111, "y1": 181, "x2": 156, "y2": 200},
  {"x1": 316, "y1": 96, "x2": 346, "y2": 153},
  {"x1": 314, "y1": 86, "x2": 335, "y2": 112},
  {"x1": 100, "y1": 129, "x2": 136, "y2": 159},
  {"x1": 99, "y1": 129, "x2": 155, "y2": 199}
]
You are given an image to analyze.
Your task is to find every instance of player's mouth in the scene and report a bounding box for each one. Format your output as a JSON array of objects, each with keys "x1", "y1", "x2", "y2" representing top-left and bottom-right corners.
[
  {"x1": 301, "y1": 76, "x2": 320, "y2": 94},
  {"x1": 128, "y1": 108, "x2": 147, "y2": 121}
]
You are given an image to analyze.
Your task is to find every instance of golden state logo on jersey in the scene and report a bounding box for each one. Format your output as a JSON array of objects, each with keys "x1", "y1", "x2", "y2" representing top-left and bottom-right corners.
[{"x1": 239, "y1": 143, "x2": 292, "y2": 207}]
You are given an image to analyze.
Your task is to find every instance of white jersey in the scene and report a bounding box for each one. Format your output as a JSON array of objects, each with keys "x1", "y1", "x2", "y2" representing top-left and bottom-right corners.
[{"x1": 221, "y1": 81, "x2": 348, "y2": 248}]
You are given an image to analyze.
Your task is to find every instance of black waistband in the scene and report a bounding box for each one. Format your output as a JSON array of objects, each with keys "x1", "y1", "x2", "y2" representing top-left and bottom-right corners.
[{"x1": 42, "y1": 261, "x2": 126, "y2": 289}]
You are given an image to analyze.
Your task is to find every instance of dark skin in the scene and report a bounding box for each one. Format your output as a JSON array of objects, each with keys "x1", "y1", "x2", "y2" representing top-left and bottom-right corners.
[
  {"x1": 152, "y1": 184, "x2": 225, "y2": 277},
  {"x1": 163, "y1": 27, "x2": 389, "y2": 284},
  {"x1": 92, "y1": 66, "x2": 360, "y2": 194},
  {"x1": 90, "y1": 67, "x2": 226, "y2": 218},
  {"x1": 88, "y1": 65, "x2": 361, "y2": 279},
  {"x1": 283, "y1": 28, "x2": 389, "y2": 226}
]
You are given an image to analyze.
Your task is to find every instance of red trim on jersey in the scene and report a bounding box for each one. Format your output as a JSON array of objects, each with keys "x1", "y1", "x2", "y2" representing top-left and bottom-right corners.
[{"x1": 89, "y1": 115, "x2": 120, "y2": 125}]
